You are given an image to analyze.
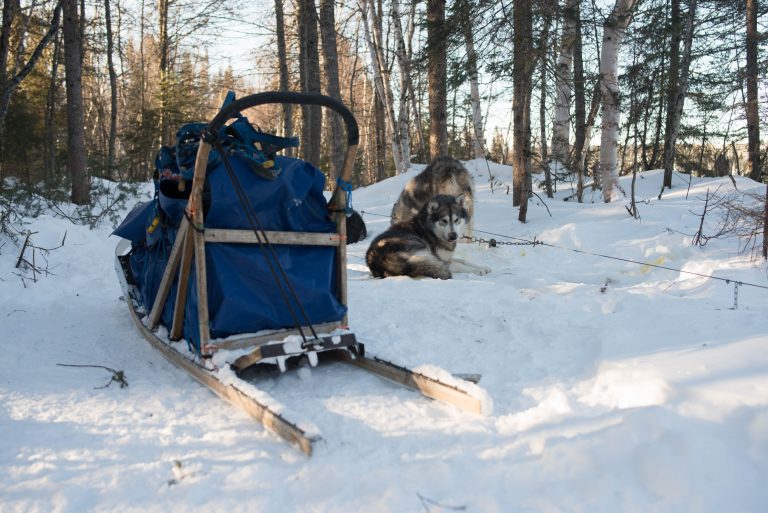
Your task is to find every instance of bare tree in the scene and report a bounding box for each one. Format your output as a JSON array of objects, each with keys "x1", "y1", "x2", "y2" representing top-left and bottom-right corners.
[
  {"x1": 390, "y1": 0, "x2": 413, "y2": 169},
  {"x1": 298, "y1": 0, "x2": 322, "y2": 166},
  {"x1": 427, "y1": 0, "x2": 448, "y2": 159},
  {"x1": 745, "y1": 0, "x2": 761, "y2": 183},
  {"x1": 62, "y1": 0, "x2": 89, "y2": 204},
  {"x1": 513, "y1": 0, "x2": 534, "y2": 220},
  {"x1": 360, "y1": 0, "x2": 405, "y2": 174},
  {"x1": 319, "y1": 0, "x2": 344, "y2": 180},
  {"x1": 552, "y1": 0, "x2": 578, "y2": 169},
  {"x1": 456, "y1": 0, "x2": 486, "y2": 160},
  {"x1": 661, "y1": 0, "x2": 696, "y2": 193},
  {"x1": 274, "y1": 0, "x2": 293, "y2": 157},
  {"x1": 104, "y1": 0, "x2": 118, "y2": 176}
]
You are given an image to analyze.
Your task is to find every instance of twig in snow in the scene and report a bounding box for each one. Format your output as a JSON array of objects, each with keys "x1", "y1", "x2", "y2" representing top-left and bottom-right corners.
[
  {"x1": 417, "y1": 492, "x2": 467, "y2": 512},
  {"x1": 56, "y1": 363, "x2": 129, "y2": 389}
]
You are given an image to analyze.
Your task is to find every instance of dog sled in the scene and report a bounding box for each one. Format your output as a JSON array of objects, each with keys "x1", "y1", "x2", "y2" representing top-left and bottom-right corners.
[{"x1": 113, "y1": 91, "x2": 490, "y2": 455}]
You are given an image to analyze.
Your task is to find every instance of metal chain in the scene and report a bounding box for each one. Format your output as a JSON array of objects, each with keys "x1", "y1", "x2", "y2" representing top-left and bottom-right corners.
[
  {"x1": 731, "y1": 281, "x2": 740, "y2": 310},
  {"x1": 462, "y1": 235, "x2": 541, "y2": 247}
]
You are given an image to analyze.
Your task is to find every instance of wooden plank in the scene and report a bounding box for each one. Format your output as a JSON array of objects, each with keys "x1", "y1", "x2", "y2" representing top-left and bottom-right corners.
[
  {"x1": 189, "y1": 142, "x2": 211, "y2": 354},
  {"x1": 123, "y1": 292, "x2": 317, "y2": 455},
  {"x1": 332, "y1": 352, "x2": 484, "y2": 415},
  {"x1": 193, "y1": 223, "x2": 210, "y2": 353},
  {"x1": 170, "y1": 228, "x2": 194, "y2": 340},
  {"x1": 148, "y1": 217, "x2": 190, "y2": 330},
  {"x1": 334, "y1": 211, "x2": 349, "y2": 326},
  {"x1": 327, "y1": 143, "x2": 358, "y2": 326},
  {"x1": 209, "y1": 322, "x2": 341, "y2": 351},
  {"x1": 231, "y1": 346, "x2": 264, "y2": 372},
  {"x1": 204, "y1": 229, "x2": 342, "y2": 246}
]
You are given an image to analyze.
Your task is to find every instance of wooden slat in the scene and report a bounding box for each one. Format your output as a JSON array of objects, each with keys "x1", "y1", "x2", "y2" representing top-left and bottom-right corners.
[
  {"x1": 123, "y1": 293, "x2": 317, "y2": 455},
  {"x1": 209, "y1": 322, "x2": 341, "y2": 351},
  {"x1": 332, "y1": 352, "x2": 484, "y2": 415},
  {"x1": 327, "y1": 144, "x2": 358, "y2": 326},
  {"x1": 170, "y1": 228, "x2": 194, "y2": 340},
  {"x1": 148, "y1": 218, "x2": 190, "y2": 330},
  {"x1": 189, "y1": 142, "x2": 211, "y2": 354},
  {"x1": 204, "y1": 229, "x2": 342, "y2": 246}
]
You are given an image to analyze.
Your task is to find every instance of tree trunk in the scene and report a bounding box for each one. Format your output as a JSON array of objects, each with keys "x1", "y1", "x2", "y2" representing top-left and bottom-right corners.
[
  {"x1": 552, "y1": 0, "x2": 577, "y2": 169},
  {"x1": 538, "y1": 0, "x2": 555, "y2": 196},
  {"x1": 391, "y1": 0, "x2": 414, "y2": 170},
  {"x1": 599, "y1": 0, "x2": 639, "y2": 203},
  {"x1": 44, "y1": 31, "x2": 62, "y2": 181},
  {"x1": 745, "y1": 0, "x2": 761, "y2": 182},
  {"x1": 455, "y1": 0, "x2": 485, "y2": 160},
  {"x1": 513, "y1": 0, "x2": 533, "y2": 220},
  {"x1": 298, "y1": 0, "x2": 322, "y2": 166},
  {"x1": 62, "y1": 0, "x2": 89, "y2": 204},
  {"x1": 427, "y1": 0, "x2": 448, "y2": 159},
  {"x1": 572, "y1": 1, "x2": 586, "y2": 202},
  {"x1": 661, "y1": 0, "x2": 697, "y2": 195},
  {"x1": 105, "y1": 0, "x2": 118, "y2": 177},
  {"x1": 374, "y1": 90, "x2": 386, "y2": 181},
  {"x1": 158, "y1": 0, "x2": 170, "y2": 146},
  {"x1": 360, "y1": 0, "x2": 405, "y2": 174},
  {"x1": 319, "y1": 0, "x2": 344, "y2": 181},
  {"x1": 275, "y1": 0, "x2": 293, "y2": 157},
  {"x1": 661, "y1": 0, "x2": 681, "y2": 189}
]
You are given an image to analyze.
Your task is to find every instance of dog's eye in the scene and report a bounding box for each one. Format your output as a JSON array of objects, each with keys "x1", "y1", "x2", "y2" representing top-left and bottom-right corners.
[{"x1": 440, "y1": 219, "x2": 448, "y2": 225}]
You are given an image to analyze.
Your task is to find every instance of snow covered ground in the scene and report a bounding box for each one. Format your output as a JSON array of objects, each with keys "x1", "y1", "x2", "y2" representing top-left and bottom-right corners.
[{"x1": 1, "y1": 162, "x2": 767, "y2": 512}]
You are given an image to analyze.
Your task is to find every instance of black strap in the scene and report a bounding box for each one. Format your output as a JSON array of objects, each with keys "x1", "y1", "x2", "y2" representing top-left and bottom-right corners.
[{"x1": 213, "y1": 140, "x2": 320, "y2": 345}]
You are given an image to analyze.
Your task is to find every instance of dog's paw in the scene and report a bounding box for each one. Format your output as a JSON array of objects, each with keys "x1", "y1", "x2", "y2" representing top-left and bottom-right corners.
[{"x1": 474, "y1": 265, "x2": 492, "y2": 275}]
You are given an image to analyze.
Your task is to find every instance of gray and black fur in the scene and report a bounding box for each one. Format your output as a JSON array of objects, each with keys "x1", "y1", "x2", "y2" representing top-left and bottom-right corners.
[
  {"x1": 366, "y1": 194, "x2": 489, "y2": 280},
  {"x1": 391, "y1": 156, "x2": 474, "y2": 238}
]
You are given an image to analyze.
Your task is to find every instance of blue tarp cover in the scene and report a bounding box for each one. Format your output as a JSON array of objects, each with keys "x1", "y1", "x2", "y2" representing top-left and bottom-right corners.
[{"x1": 113, "y1": 154, "x2": 346, "y2": 351}]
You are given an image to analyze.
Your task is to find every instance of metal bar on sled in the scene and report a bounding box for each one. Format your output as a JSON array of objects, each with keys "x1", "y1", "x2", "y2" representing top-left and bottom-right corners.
[{"x1": 231, "y1": 333, "x2": 360, "y2": 371}]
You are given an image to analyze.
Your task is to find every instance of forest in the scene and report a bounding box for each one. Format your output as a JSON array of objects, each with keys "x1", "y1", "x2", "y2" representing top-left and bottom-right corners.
[{"x1": 0, "y1": 0, "x2": 766, "y2": 230}]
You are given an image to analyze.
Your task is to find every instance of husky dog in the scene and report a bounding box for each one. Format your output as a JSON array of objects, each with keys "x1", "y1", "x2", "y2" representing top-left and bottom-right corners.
[
  {"x1": 391, "y1": 156, "x2": 474, "y2": 239},
  {"x1": 345, "y1": 209, "x2": 367, "y2": 245},
  {"x1": 366, "y1": 194, "x2": 490, "y2": 280}
]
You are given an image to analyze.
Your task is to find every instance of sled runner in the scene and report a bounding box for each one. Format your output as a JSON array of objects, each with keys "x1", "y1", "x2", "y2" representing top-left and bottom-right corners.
[{"x1": 114, "y1": 91, "x2": 490, "y2": 455}]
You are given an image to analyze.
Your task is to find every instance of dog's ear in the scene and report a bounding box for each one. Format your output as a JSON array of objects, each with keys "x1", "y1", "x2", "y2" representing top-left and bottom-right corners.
[
  {"x1": 428, "y1": 200, "x2": 439, "y2": 214},
  {"x1": 455, "y1": 194, "x2": 465, "y2": 207}
]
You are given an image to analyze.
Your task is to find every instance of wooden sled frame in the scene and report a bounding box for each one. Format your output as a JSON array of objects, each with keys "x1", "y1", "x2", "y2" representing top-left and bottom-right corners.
[
  {"x1": 144, "y1": 91, "x2": 359, "y2": 356},
  {"x1": 116, "y1": 92, "x2": 489, "y2": 455}
]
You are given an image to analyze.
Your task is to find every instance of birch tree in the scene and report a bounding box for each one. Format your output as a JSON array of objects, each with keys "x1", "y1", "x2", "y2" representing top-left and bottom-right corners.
[
  {"x1": 552, "y1": 0, "x2": 578, "y2": 169},
  {"x1": 390, "y1": 0, "x2": 412, "y2": 170},
  {"x1": 456, "y1": 0, "x2": 486, "y2": 160},
  {"x1": 359, "y1": 0, "x2": 405, "y2": 174},
  {"x1": 598, "y1": 0, "x2": 639, "y2": 203}
]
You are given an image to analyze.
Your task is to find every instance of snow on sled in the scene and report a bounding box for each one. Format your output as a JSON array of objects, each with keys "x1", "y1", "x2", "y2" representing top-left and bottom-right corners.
[{"x1": 113, "y1": 91, "x2": 491, "y2": 455}]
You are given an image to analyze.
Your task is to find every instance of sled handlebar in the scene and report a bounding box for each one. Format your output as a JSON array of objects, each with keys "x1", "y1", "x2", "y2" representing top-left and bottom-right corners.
[{"x1": 203, "y1": 91, "x2": 359, "y2": 147}]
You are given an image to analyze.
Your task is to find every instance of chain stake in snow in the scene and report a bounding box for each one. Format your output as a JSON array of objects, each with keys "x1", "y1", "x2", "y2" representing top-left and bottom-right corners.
[{"x1": 728, "y1": 280, "x2": 740, "y2": 310}]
